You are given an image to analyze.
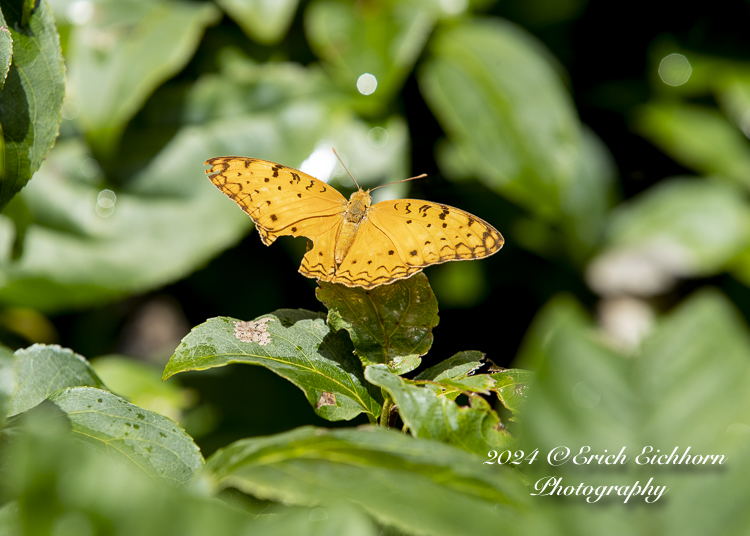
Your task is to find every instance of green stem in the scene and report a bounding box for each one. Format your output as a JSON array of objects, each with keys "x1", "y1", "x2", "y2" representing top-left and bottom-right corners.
[{"x1": 380, "y1": 397, "x2": 393, "y2": 427}]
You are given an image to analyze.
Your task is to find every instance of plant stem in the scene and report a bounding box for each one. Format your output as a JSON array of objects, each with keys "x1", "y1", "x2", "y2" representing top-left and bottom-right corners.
[{"x1": 380, "y1": 398, "x2": 393, "y2": 427}]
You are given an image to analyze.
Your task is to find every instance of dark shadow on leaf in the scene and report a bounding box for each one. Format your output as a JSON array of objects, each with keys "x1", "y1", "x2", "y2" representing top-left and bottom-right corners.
[{"x1": 0, "y1": 67, "x2": 30, "y2": 144}]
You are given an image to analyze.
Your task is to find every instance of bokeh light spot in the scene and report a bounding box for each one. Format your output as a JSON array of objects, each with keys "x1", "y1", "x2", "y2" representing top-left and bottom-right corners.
[
  {"x1": 96, "y1": 189, "x2": 117, "y2": 218},
  {"x1": 67, "y1": 0, "x2": 94, "y2": 25},
  {"x1": 658, "y1": 53, "x2": 692, "y2": 86},
  {"x1": 61, "y1": 100, "x2": 80, "y2": 121},
  {"x1": 572, "y1": 382, "x2": 600, "y2": 409},
  {"x1": 357, "y1": 73, "x2": 378, "y2": 95},
  {"x1": 80, "y1": 158, "x2": 100, "y2": 178},
  {"x1": 367, "y1": 127, "x2": 389, "y2": 148},
  {"x1": 300, "y1": 144, "x2": 337, "y2": 183}
]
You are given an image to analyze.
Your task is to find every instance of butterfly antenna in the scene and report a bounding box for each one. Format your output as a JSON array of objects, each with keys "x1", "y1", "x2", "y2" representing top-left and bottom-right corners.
[
  {"x1": 369, "y1": 174, "x2": 428, "y2": 192},
  {"x1": 332, "y1": 148, "x2": 361, "y2": 190}
]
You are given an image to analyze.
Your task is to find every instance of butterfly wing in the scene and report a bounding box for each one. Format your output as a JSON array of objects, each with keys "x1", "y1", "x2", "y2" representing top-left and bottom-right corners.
[
  {"x1": 333, "y1": 199, "x2": 503, "y2": 289},
  {"x1": 205, "y1": 156, "x2": 348, "y2": 246}
]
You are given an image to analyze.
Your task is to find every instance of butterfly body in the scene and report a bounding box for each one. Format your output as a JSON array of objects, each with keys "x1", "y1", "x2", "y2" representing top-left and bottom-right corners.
[
  {"x1": 205, "y1": 156, "x2": 503, "y2": 289},
  {"x1": 336, "y1": 190, "x2": 372, "y2": 266}
]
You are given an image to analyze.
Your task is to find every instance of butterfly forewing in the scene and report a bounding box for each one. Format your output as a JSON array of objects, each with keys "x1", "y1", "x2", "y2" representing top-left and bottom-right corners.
[{"x1": 205, "y1": 156, "x2": 347, "y2": 245}]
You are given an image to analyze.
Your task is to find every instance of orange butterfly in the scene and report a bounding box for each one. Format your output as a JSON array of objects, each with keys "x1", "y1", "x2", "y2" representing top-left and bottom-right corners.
[{"x1": 205, "y1": 156, "x2": 503, "y2": 289}]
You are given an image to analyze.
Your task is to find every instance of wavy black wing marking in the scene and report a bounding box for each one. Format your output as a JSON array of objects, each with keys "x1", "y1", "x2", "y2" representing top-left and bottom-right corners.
[
  {"x1": 332, "y1": 216, "x2": 423, "y2": 289},
  {"x1": 205, "y1": 156, "x2": 347, "y2": 246},
  {"x1": 298, "y1": 218, "x2": 344, "y2": 282}
]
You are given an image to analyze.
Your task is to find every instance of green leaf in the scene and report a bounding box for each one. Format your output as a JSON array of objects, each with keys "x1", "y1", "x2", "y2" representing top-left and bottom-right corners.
[
  {"x1": 365, "y1": 365, "x2": 514, "y2": 455},
  {"x1": 415, "y1": 351, "x2": 494, "y2": 401},
  {"x1": 0, "y1": 342, "x2": 14, "y2": 429},
  {"x1": 634, "y1": 102, "x2": 750, "y2": 189},
  {"x1": 305, "y1": 0, "x2": 435, "y2": 106},
  {"x1": 587, "y1": 179, "x2": 750, "y2": 296},
  {"x1": 420, "y1": 18, "x2": 580, "y2": 219},
  {"x1": 0, "y1": 0, "x2": 65, "y2": 212},
  {"x1": 163, "y1": 309, "x2": 382, "y2": 422},
  {"x1": 8, "y1": 343, "x2": 106, "y2": 417},
  {"x1": 316, "y1": 273, "x2": 439, "y2": 375},
  {"x1": 203, "y1": 425, "x2": 528, "y2": 536},
  {"x1": 515, "y1": 290, "x2": 750, "y2": 534},
  {"x1": 490, "y1": 369, "x2": 532, "y2": 421},
  {"x1": 0, "y1": 9, "x2": 11, "y2": 92},
  {"x1": 414, "y1": 350, "x2": 484, "y2": 381},
  {"x1": 215, "y1": 0, "x2": 299, "y2": 45},
  {"x1": 65, "y1": 0, "x2": 220, "y2": 157},
  {"x1": 48, "y1": 386, "x2": 203, "y2": 485}
]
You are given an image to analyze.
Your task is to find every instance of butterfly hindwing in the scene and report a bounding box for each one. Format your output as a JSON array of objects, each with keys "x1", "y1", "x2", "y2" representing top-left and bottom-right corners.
[
  {"x1": 331, "y1": 217, "x2": 422, "y2": 288},
  {"x1": 205, "y1": 156, "x2": 347, "y2": 245},
  {"x1": 299, "y1": 218, "x2": 344, "y2": 282}
]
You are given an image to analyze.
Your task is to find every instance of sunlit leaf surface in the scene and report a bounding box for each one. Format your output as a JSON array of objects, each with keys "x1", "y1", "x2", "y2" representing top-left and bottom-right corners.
[
  {"x1": 48, "y1": 387, "x2": 203, "y2": 485},
  {"x1": 65, "y1": 0, "x2": 220, "y2": 156},
  {"x1": 164, "y1": 309, "x2": 382, "y2": 422},
  {"x1": 8, "y1": 343, "x2": 105, "y2": 417}
]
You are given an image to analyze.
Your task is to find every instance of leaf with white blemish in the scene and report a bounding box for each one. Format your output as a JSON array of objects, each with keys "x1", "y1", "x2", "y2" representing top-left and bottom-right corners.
[{"x1": 163, "y1": 309, "x2": 382, "y2": 421}]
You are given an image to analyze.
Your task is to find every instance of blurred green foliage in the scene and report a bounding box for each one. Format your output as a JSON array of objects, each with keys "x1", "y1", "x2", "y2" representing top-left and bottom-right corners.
[{"x1": 2, "y1": 0, "x2": 750, "y2": 534}]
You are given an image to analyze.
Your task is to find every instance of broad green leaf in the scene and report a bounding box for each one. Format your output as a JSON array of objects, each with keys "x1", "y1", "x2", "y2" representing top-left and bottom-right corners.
[
  {"x1": 0, "y1": 0, "x2": 65, "y2": 212},
  {"x1": 203, "y1": 425, "x2": 528, "y2": 536},
  {"x1": 305, "y1": 0, "x2": 435, "y2": 105},
  {"x1": 8, "y1": 343, "x2": 105, "y2": 417},
  {"x1": 65, "y1": 0, "x2": 220, "y2": 157},
  {"x1": 420, "y1": 18, "x2": 580, "y2": 219},
  {"x1": 215, "y1": 0, "x2": 299, "y2": 45},
  {"x1": 366, "y1": 365, "x2": 513, "y2": 455},
  {"x1": 91, "y1": 355, "x2": 194, "y2": 423},
  {"x1": 634, "y1": 102, "x2": 750, "y2": 189},
  {"x1": 514, "y1": 290, "x2": 750, "y2": 535},
  {"x1": 421, "y1": 21, "x2": 614, "y2": 261},
  {"x1": 316, "y1": 273, "x2": 439, "y2": 375},
  {"x1": 164, "y1": 309, "x2": 382, "y2": 422},
  {"x1": 490, "y1": 369, "x2": 532, "y2": 421},
  {"x1": 414, "y1": 350, "x2": 484, "y2": 381},
  {"x1": 0, "y1": 9, "x2": 11, "y2": 91},
  {"x1": 48, "y1": 386, "x2": 203, "y2": 485},
  {"x1": 587, "y1": 179, "x2": 750, "y2": 296},
  {"x1": 0, "y1": 343, "x2": 14, "y2": 429}
]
